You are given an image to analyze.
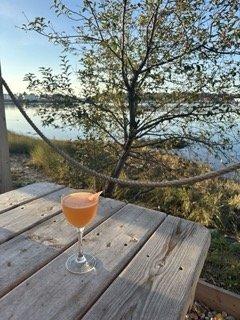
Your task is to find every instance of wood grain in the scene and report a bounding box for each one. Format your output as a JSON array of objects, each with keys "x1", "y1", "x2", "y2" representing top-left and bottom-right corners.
[
  {"x1": 0, "y1": 204, "x2": 166, "y2": 320},
  {"x1": 0, "y1": 197, "x2": 125, "y2": 298},
  {"x1": 0, "y1": 188, "x2": 69, "y2": 244},
  {"x1": 196, "y1": 279, "x2": 240, "y2": 319},
  {"x1": 0, "y1": 182, "x2": 64, "y2": 214},
  {"x1": 83, "y1": 215, "x2": 211, "y2": 320}
]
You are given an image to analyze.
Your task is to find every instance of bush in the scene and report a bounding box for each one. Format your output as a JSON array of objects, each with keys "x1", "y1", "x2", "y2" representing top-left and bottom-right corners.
[
  {"x1": 115, "y1": 152, "x2": 240, "y2": 237},
  {"x1": 30, "y1": 138, "x2": 116, "y2": 189},
  {"x1": 118, "y1": 180, "x2": 240, "y2": 237}
]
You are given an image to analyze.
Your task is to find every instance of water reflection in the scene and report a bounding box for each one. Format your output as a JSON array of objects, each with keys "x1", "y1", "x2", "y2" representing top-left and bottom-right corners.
[{"x1": 5, "y1": 104, "x2": 82, "y2": 140}]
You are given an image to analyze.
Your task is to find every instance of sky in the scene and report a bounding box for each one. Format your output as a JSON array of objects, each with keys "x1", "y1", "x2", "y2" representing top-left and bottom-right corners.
[{"x1": 0, "y1": 0, "x2": 79, "y2": 93}]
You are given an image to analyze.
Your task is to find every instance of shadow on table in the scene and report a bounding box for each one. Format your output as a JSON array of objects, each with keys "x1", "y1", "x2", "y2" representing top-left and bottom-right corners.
[{"x1": 0, "y1": 203, "x2": 208, "y2": 320}]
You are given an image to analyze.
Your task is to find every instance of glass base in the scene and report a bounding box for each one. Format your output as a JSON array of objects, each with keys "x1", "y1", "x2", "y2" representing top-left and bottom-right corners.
[{"x1": 66, "y1": 253, "x2": 96, "y2": 274}]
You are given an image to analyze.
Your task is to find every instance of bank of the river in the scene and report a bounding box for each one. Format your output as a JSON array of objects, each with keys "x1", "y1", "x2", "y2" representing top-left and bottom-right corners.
[
  {"x1": 5, "y1": 103, "x2": 240, "y2": 172},
  {"x1": 7, "y1": 131, "x2": 240, "y2": 297}
]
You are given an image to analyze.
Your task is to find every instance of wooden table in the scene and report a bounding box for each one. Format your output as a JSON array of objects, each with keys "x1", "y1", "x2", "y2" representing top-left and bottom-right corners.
[{"x1": 0, "y1": 182, "x2": 210, "y2": 320}]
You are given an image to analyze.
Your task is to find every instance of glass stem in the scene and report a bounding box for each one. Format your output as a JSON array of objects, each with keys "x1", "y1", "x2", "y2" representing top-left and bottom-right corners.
[{"x1": 77, "y1": 228, "x2": 86, "y2": 263}]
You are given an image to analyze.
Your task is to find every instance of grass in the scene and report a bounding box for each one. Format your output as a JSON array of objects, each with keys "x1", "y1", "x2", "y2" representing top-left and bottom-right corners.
[
  {"x1": 8, "y1": 132, "x2": 38, "y2": 154},
  {"x1": 203, "y1": 230, "x2": 240, "y2": 293},
  {"x1": 8, "y1": 131, "x2": 240, "y2": 294},
  {"x1": 123, "y1": 179, "x2": 240, "y2": 237}
]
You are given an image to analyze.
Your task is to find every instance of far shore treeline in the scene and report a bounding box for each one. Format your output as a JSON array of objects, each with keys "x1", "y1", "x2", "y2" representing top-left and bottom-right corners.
[{"x1": 4, "y1": 91, "x2": 240, "y2": 104}]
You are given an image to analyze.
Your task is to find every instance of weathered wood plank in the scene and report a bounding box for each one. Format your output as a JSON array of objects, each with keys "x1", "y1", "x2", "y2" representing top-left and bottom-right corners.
[
  {"x1": 0, "y1": 188, "x2": 69, "y2": 244},
  {"x1": 0, "y1": 197, "x2": 125, "y2": 298},
  {"x1": 196, "y1": 279, "x2": 240, "y2": 319},
  {"x1": 83, "y1": 216, "x2": 211, "y2": 320},
  {"x1": 0, "y1": 182, "x2": 64, "y2": 214},
  {"x1": 0, "y1": 204, "x2": 166, "y2": 320}
]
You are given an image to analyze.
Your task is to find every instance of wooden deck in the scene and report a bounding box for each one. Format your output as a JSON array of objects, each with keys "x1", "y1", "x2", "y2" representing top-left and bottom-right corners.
[{"x1": 0, "y1": 182, "x2": 211, "y2": 320}]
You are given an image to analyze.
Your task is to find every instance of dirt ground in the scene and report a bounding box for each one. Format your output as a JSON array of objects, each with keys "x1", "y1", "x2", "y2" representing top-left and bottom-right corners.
[{"x1": 10, "y1": 154, "x2": 49, "y2": 188}]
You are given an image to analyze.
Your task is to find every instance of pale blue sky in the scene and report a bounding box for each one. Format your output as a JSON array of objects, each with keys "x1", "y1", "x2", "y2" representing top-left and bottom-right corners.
[{"x1": 0, "y1": 0, "x2": 79, "y2": 92}]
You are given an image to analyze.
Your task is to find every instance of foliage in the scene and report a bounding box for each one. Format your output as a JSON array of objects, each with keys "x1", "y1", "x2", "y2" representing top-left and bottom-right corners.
[
  {"x1": 203, "y1": 230, "x2": 240, "y2": 294},
  {"x1": 8, "y1": 132, "x2": 38, "y2": 154},
  {"x1": 121, "y1": 179, "x2": 240, "y2": 236},
  {"x1": 115, "y1": 152, "x2": 240, "y2": 236},
  {"x1": 30, "y1": 138, "x2": 116, "y2": 189},
  {"x1": 21, "y1": 0, "x2": 240, "y2": 193}
]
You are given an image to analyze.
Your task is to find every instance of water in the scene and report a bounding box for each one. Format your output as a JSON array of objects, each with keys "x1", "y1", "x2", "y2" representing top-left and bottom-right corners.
[
  {"x1": 5, "y1": 104, "x2": 82, "y2": 140},
  {"x1": 5, "y1": 104, "x2": 240, "y2": 174}
]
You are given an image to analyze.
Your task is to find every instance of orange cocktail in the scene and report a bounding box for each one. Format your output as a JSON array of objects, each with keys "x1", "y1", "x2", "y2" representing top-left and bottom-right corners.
[
  {"x1": 62, "y1": 192, "x2": 98, "y2": 228},
  {"x1": 61, "y1": 191, "x2": 102, "y2": 274}
]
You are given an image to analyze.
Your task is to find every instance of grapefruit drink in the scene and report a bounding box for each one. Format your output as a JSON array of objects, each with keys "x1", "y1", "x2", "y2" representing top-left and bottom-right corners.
[{"x1": 61, "y1": 191, "x2": 102, "y2": 274}]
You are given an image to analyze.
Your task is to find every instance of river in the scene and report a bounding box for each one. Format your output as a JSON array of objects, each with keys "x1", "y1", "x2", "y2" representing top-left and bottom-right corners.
[
  {"x1": 5, "y1": 104, "x2": 83, "y2": 140},
  {"x1": 5, "y1": 104, "x2": 240, "y2": 177}
]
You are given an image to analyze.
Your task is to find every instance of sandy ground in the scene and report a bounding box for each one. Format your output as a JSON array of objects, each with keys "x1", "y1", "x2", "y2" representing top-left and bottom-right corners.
[{"x1": 10, "y1": 154, "x2": 49, "y2": 188}]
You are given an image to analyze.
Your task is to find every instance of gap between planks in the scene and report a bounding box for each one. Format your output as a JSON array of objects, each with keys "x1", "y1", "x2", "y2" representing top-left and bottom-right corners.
[
  {"x1": 79, "y1": 211, "x2": 169, "y2": 320},
  {"x1": 82, "y1": 216, "x2": 210, "y2": 320},
  {"x1": 0, "y1": 187, "x2": 70, "y2": 245},
  {"x1": 0, "y1": 204, "x2": 167, "y2": 320},
  {"x1": 0, "y1": 182, "x2": 65, "y2": 214},
  {"x1": 0, "y1": 197, "x2": 126, "y2": 298}
]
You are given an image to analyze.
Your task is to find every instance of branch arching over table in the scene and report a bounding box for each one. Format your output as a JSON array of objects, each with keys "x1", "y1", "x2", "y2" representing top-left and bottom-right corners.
[{"x1": 2, "y1": 77, "x2": 240, "y2": 188}]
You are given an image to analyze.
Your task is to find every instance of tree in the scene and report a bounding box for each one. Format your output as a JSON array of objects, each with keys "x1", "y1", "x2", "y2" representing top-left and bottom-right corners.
[{"x1": 22, "y1": 0, "x2": 240, "y2": 196}]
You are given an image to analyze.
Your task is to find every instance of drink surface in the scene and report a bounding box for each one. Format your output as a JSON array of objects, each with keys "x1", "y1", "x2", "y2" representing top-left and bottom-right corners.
[{"x1": 62, "y1": 192, "x2": 99, "y2": 227}]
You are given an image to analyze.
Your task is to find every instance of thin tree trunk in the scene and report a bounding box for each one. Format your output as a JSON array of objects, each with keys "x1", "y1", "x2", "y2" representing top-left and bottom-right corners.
[
  {"x1": 104, "y1": 138, "x2": 133, "y2": 197},
  {"x1": 104, "y1": 84, "x2": 137, "y2": 197},
  {"x1": 0, "y1": 63, "x2": 12, "y2": 193}
]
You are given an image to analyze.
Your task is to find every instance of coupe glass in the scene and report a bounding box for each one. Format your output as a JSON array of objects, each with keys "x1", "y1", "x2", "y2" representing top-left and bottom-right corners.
[{"x1": 61, "y1": 191, "x2": 101, "y2": 274}]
